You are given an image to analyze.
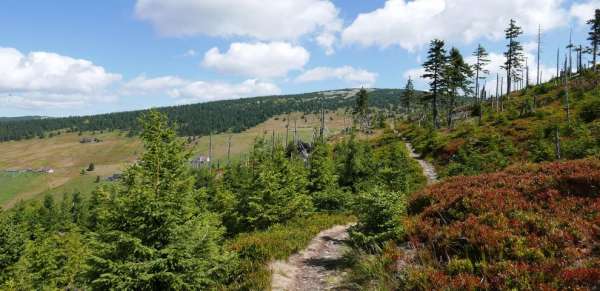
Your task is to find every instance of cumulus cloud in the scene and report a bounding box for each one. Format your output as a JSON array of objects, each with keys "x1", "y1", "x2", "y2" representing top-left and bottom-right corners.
[
  {"x1": 135, "y1": 0, "x2": 342, "y2": 53},
  {"x1": 0, "y1": 47, "x2": 121, "y2": 109},
  {"x1": 122, "y1": 75, "x2": 280, "y2": 104},
  {"x1": 570, "y1": 0, "x2": 600, "y2": 24},
  {"x1": 342, "y1": 0, "x2": 568, "y2": 50},
  {"x1": 202, "y1": 42, "x2": 310, "y2": 78},
  {"x1": 296, "y1": 66, "x2": 378, "y2": 87}
]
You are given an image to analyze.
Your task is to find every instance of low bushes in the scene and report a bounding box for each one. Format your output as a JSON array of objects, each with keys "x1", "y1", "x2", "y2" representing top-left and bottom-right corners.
[{"x1": 398, "y1": 159, "x2": 600, "y2": 290}]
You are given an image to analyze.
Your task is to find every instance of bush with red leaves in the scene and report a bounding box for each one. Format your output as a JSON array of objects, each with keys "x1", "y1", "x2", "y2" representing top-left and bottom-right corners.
[{"x1": 400, "y1": 159, "x2": 600, "y2": 290}]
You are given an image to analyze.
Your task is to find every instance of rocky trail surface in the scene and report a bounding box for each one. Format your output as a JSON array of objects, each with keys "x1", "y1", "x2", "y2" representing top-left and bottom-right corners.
[{"x1": 270, "y1": 224, "x2": 353, "y2": 291}]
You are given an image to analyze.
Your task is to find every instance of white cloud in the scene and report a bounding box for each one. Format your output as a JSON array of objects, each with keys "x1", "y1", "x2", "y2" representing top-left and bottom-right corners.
[
  {"x1": 342, "y1": 0, "x2": 568, "y2": 50},
  {"x1": 135, "y1": 0, "x2": 342, "y2": 53},
  {"x1": 182, "y1": 49, "x2": 197, "y2": 57},
  {"x1": 296, "y1": 66, "x2": 378, "y2": 87},
  {"x1": 0, "y1": 47, "x2": 121, "y2": 109},
  {"x1": 122, "y1": 75, "x2": 280, "y2": 104},
  {"x1": 121, "y1": 75, "x2": 188, "y2": 95},
  {"x1": 202, "y1": 42, "x2": 309, "y2": 78},
  {"x1": 570, "y1": 0, "x2": 600, "y2": 24}
]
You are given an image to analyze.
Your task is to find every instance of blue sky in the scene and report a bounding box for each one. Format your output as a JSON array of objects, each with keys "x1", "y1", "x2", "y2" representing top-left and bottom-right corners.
[{"x1": 0, "y1": 0, "x2": 597, "y2": 117}]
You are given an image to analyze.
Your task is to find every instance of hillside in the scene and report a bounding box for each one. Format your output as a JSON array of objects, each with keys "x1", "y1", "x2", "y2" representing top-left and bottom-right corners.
[
  {"x1": 400, "y1": 70, "x2": 600, "y2": 178},
  {"x1": 0, "y1": 110, "x2": 355, "y2": 208},
  {"x1": 0, "y1": 88, "x2": 416, "y2": 142}
]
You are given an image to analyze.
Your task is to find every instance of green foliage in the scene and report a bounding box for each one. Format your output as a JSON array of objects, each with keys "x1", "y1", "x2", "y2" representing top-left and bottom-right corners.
[
  {"x1": 578, "y1": 91, "x2": 600, "y2": 122},
  {"x1": 446, "y1": 258, "x2": 474, "y2": 275},
  {"x1": 5, "y1": 231, "x2": 89, "y2": 290},
  {"x1": 308, "y1": 142, "x2": 347, "y2": 210},
  {"x1": 349, "y1": 188, "x2": 407, "y2": 249},
  {"x1": 335, "y1": 134, "x2": 377, "y2": 192},
  {"x1": 86, "y1": 110, "x2": 233, "y2": 290},
  {"x1": 216, "y1": 139, "x2": 314, "y2": 234}
]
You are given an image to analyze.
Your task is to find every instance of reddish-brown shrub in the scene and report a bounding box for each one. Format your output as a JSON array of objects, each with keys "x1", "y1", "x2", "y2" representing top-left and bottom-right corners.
[{"x1": 404, "y1": 159, "x2": 600, "y2": 290}]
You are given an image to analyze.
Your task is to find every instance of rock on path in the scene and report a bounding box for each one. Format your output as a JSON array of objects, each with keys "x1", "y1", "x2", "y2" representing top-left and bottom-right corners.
[{"x1": 270, "y1": 224, "x2": 353, "y2": 291}]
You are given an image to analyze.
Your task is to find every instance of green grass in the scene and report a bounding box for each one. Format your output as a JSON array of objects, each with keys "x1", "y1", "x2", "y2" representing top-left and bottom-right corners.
[{"x1": 0, "y1": 172, "x2": 46, "y2": 206}]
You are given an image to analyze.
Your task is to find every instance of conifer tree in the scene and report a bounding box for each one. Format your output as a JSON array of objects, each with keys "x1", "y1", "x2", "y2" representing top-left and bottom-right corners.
[
  {"x1": 308, "y1": 142, "x2": 343, "y2": 210},
  {"x1": 353, "y1": 88, "x2": 370, "y2": 132},
  {"x1": 472, "y1": 44, "x2": 490, "y2": 122},
  {"x1": 443, "y1": 47, "x2": 473, "y2": 127},
  {"x1": 87, "y1": 110, "x2": 230, "y2": 290},
  {"x1": 423, "y1": 39, "x2": 447, "y2": 128},
  {"x1": 402, "y1": 77, "x2": 415, "y2": 115},
  {"x1": 503, "y1": 19, "x2": 524, "y2": 95},
  {"x1": 588, "y1": 9, "x2": 600, "y2": 71}
]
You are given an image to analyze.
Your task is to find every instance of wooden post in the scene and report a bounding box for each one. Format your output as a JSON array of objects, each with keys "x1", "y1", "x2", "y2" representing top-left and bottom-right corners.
[
  {"x1": 293, "y1": 118, "x2": 298, "y2": 145},
  {"x1": 208, "y1": 131, "x2": 212, "y2": 173},
  {"x1": 285, "y1": 114, "x2": 290, "y2": 146},
  {"x1": 500, "y1": 77, "x2": 504, "y2": 112},
  {"x1": 227, "y1": 135, "x2": 231, "y2": 165}
]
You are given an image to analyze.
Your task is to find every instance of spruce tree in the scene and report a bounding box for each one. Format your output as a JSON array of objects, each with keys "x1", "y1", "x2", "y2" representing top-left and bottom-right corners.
[
  {"x1": 503, "y1": 19, "x2": 524, "y2": 95},
  {"x1": 473, "y1": 44, "x2": 490, "y2": 122},
  {"x1": 422, "y1": 39, "x2": 447, "y2": 128},
  {"x1": 353, "y1": 88, "x2": 370, "y2": 132},
  {"x1": 308, "y1": 142, "x2": 343, "y2": 210},
  {"x1": 402, "y1": 77, "x2": 415, "y2": 115},
  {"x1": 588, "y1": 9, "x2": 600, "y2": 71},
  {"x1": 87, "y1": 110, "x2": 230, "y2": 290},
  {"x1": 443, "y1": 48, "x2": 473, "y2": 127}
]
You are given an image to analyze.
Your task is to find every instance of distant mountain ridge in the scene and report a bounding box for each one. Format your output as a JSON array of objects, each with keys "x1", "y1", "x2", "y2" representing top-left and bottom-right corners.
[
  {"x1": 0, "y1": 88, "x2": 420, "y2": 142},
  {"x1": 0, "y1": 116, "x2": 48, "y2": 122}
]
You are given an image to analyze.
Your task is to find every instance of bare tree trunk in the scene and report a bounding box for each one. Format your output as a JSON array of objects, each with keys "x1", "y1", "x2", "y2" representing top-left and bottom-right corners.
[
  {"x1": 555, "y1": 127, "x2": 561, "y2": 160},
  {"x1": 209, "y1": 131, "x2": 213, "y2": 173},
  {"x1": 227, "y1": 135, "x2": 231, "y2": 165}
]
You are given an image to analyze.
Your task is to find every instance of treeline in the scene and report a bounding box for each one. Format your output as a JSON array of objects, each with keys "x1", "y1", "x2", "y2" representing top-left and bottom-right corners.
[
  {"x1": 0, "y1": 109, "x2": 426, "y2": 289},
  {"x1": 402, "y1": 13, "x2": 600, "y2": 129},
  {"x1": 0, "y1": 89, "x2": 413, "y2": 142}
]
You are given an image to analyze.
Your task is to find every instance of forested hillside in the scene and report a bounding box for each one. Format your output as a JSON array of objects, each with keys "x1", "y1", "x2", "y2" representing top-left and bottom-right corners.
[{"x1": 0, "y1": 89, "x2": 414, "y2": 142}]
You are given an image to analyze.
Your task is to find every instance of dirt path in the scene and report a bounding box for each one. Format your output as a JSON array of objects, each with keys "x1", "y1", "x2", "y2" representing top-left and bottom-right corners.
[
  {"x1": 270, "y1": 224, "x2": 353, "y2": 291},
  {"x1": 404, "y1": 142, "x2": 438, "y2": 184}
]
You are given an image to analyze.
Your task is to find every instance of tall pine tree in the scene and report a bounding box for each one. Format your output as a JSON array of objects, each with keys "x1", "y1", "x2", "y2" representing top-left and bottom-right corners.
[
  {"x1": 503, "y1": 19, "x2": 524, "y2": 95},
  {"x1": 422, "y1": 39, "x2": 447, "y2": 129},
  {"x1": 402, "y1": 77, "x2": 415, "y2": 115},
  {"x1": 473, "y1": 44, "x2": 490, "y2": 122},
  {"x1": 443, "y1": 48, "x2": 473, "y2": 127},
  {"x1": 588, "y1": 9, "x2": 600, "y2": 71}
]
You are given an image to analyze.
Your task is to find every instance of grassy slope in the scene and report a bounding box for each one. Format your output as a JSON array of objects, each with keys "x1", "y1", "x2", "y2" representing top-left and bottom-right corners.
[
  {"x1": 0, "y1": 110, "x2": 352, "y2": 208},
  {"x1": 400, "y1": 71, "x2": 600, "y2": 177}
]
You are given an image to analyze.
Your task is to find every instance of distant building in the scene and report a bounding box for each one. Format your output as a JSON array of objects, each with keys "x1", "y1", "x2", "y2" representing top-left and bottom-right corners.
[
  {"x1": 190, "y1": 155, "x2": 210, "y2": 168},
  {"x1": 80, "y1": 137, "x2": 101, "y2": 144},
  {"x1": 37, "y1": 167, "x2": 55, "y2": 174}
]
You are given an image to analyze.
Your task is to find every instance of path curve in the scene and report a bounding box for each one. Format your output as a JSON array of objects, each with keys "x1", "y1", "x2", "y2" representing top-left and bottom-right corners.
[
  {"x1": 404, "y1": 142, "x2": 438, "y2": 184},
  {"x1": 270, "y1": 224, "x2": 354, "y2": 291}
]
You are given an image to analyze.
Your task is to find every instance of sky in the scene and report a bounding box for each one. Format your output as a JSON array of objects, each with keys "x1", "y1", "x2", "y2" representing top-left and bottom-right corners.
[{"x1": 0, "y1": 0, "x2": 597, "y2": 117}]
